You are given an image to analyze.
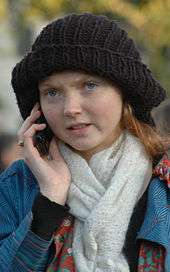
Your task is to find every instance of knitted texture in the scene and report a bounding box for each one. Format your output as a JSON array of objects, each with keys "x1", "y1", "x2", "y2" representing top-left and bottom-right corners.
[
  {"x1": 11, "y1": 13, "x2": 166, "y2": 124},
  {"x1": 57, "y1": 130, "x2": 152, "y2": 271}
]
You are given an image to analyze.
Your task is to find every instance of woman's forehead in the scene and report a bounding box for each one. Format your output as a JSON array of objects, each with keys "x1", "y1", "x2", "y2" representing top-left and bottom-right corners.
[{"x1": 39, "y1": 71, "x2": 104, "y2": 86}]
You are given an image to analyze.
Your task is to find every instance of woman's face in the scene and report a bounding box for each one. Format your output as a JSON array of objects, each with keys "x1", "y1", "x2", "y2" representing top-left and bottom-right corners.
[{"x1": 39, "y1": 71, "x2": 123, "y2": 160}]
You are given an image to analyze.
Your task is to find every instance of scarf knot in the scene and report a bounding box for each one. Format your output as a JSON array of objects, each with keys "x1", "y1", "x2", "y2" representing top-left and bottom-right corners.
[{"x1": 58, "y1": 130, "x2": 152, "y2": 271}]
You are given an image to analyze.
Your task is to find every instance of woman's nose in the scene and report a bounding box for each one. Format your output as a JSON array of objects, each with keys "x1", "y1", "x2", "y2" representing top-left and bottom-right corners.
[{"x1": 63, "y1": 95, "x2": 82, "y2": 117}]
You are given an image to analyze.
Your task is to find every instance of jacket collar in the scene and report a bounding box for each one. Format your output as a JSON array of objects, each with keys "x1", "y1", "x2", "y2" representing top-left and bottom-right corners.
[{"x1": 153, "y1": 155, "x2": 170, "y2": 186}]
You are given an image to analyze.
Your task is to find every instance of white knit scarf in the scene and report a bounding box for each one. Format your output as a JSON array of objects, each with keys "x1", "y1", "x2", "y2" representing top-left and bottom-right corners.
[{"x1": 58, "y1": 130, "x2": 152, "y2": 272}]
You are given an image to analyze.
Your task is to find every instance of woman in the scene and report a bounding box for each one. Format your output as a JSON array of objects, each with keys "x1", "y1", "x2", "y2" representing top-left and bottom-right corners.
[{"x1": 0, "y1": 13, "x2": 169, "y2": 271}]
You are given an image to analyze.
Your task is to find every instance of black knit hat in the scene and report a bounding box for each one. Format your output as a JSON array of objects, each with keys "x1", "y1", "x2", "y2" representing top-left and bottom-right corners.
[{"x1": 11, "y1": 12, "x2": 166, "y2": 125}]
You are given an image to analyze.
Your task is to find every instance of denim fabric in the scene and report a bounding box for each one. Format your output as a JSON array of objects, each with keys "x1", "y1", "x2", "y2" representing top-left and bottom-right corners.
[
  {"x1": 137, "y1": 177, "x2": 170, "y2": 272},
  {"x1": 0, "y1": 160, "x2": 53, "y2": 271}
]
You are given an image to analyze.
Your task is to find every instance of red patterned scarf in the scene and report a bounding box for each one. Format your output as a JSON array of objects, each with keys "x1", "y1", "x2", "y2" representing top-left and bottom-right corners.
[
  {"x1": 47, "y1": 215, "x2": 76, "y2": 271},
  {"x1": 138, "y1": 242, "x2": 165, "y2": 272}
]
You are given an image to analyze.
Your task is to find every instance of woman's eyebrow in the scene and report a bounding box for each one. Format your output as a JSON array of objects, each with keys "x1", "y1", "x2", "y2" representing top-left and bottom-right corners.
[
  {"x1": 38, "y1": 83, "x2": 51, "y2": 91},
  {"x1": 39, "y1": 74, "x2": 102, "y2": 90},
  {"x1": 39, "y1": 81, "x2": 60, "y2": 90},
  {"x1": 70, "y1": 75, "x2": 101, "y2": 85}
]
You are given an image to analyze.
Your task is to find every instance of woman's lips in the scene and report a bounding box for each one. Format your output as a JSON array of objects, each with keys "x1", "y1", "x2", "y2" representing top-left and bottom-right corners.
[
  {"x1": 68, "y1": 124, "x2": 90, "y2": 129},
  {"x1": 67, "y1": 124, "x2": 91, "y2": 135}
]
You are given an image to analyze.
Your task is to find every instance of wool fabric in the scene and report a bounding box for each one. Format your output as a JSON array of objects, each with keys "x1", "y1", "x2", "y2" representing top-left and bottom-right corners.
[
  {"x1": 58, "y1": 130, "x2": 152, "y2": 271},
  {"x1": 11, "y1": 13, "x2": 166, "y2": 125}
]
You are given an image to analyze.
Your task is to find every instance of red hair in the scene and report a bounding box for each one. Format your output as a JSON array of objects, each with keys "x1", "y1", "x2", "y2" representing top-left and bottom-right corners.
[{"x1": 121, "y1": 103, "x2": 168, "y2": 161}]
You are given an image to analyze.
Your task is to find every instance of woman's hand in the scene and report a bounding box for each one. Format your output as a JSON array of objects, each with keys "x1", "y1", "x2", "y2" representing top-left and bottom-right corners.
[{"x1": 17, "y1": 103, "x2": 71, "y2": 205}]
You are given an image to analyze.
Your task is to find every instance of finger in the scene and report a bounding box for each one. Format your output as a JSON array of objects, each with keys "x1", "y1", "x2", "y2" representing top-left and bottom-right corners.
[
  {"x1": 29, "y1": 109, "x2": 41, "y2": 124},
  {"x1": 23, "y1": 123, "x2": 46, "y2": 157},
  {"x1": 24, "y1": 123, "x2": 46, "y2": 142},
  {"x1": 30, "y1": 102, "x2": 40, "y2": 115},
  {"x1": 17, "y1": 109, "x2": 41, "y2": 140},
  {"x1": 29, "y1": 103, "x2": 42, "y2": 123}
]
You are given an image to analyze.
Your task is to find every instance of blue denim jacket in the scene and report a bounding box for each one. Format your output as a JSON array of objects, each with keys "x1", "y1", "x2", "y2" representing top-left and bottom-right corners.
[
  {"x1": 0, "y1": 160, "x2": 53, "y2": 271},
  {"x1": 0, "y1": 159, "x2": 169, "y2": 271},
  {"x1": 137, "y1": 175, "x2": 170, "y2": 272}
]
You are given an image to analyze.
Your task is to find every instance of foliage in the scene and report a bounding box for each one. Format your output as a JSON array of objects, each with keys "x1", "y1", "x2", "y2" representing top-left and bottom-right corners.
[
  {"x1": 0, "y1": 0, "x2": 7, "y2": 19},
  {"x1": 0, "y1": 0, "x2": 169, "y2": 94}
]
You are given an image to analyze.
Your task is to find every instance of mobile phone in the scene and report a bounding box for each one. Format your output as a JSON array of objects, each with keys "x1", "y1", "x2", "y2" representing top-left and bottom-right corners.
[{"x1": 34, "y1": 115, "x2": 53, "y2": 156}]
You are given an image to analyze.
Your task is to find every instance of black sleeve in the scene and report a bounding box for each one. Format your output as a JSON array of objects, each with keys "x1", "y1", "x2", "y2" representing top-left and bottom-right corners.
[
  {"x1": 123, "y1": 187, "x2": 148, "y2": 272},
  {"x1": 31, "y1": 193, "x2": 70, "y2": 240}
]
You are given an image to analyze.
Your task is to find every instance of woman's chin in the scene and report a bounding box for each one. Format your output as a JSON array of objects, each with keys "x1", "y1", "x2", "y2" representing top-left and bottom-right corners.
[{"x1": 65, "y1": 140, "x2": 99, "y2": 152}]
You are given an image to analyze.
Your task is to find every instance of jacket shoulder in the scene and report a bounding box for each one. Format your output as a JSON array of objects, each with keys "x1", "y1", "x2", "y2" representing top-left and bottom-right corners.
[
  {"x1": 0, "y1": 159, "x2": 38, "y2": 190},
  {"x1": 153, "y1": 156, "x2": 170, "y2": 186}
]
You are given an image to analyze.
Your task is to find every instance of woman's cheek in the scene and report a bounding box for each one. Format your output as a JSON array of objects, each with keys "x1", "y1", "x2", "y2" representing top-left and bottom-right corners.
[{"x1": 46, "y1": 110, "x2": 62, "y2": 132}]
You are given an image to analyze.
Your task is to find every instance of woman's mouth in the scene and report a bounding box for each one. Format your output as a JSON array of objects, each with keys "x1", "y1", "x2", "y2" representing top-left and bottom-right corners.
[
  {"x1": 67, "y1": 124, "x2": 92, "y2": 135},
  {"x1": 68, "y1": 123, "x2": 90, "y2": 129}
]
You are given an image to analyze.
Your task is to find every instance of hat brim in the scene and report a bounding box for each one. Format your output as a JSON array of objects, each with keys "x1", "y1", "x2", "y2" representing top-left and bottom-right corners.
[{"x1": 12, "y1": 45, "x2": 166, "y2": 124}]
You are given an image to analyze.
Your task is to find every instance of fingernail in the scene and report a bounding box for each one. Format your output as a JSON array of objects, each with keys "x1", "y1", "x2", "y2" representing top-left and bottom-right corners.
[
  {"x1": 34, "y1": 102, "x2": 39, "y2": 108},
  {"x1": 40, "y1": 123, "x2": 46, "y2": 128}
]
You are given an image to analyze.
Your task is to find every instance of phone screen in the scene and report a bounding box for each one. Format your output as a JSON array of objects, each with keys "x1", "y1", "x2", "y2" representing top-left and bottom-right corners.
[{"x1": 34, "y1": 115, "x2": 53, "y2": 156}]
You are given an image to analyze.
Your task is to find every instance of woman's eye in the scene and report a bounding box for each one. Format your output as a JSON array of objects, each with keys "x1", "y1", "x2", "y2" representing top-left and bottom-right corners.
[
  {"x1": 85, "y1": 81, "x2": 98, "y2": 91},
  {"x1": 47, "y1": 89, "x2": 60, "y2": 97}
]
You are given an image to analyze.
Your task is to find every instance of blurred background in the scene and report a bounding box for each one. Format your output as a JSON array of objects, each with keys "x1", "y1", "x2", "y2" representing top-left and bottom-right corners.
[{"x1": 0, "y1": 0, "x2": 170, "y2": 168}]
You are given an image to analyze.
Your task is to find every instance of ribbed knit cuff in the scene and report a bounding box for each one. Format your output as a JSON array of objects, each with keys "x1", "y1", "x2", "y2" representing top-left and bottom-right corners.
[{"x1": 31, "y1": 193, "x2": 70, "y2": 240}]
